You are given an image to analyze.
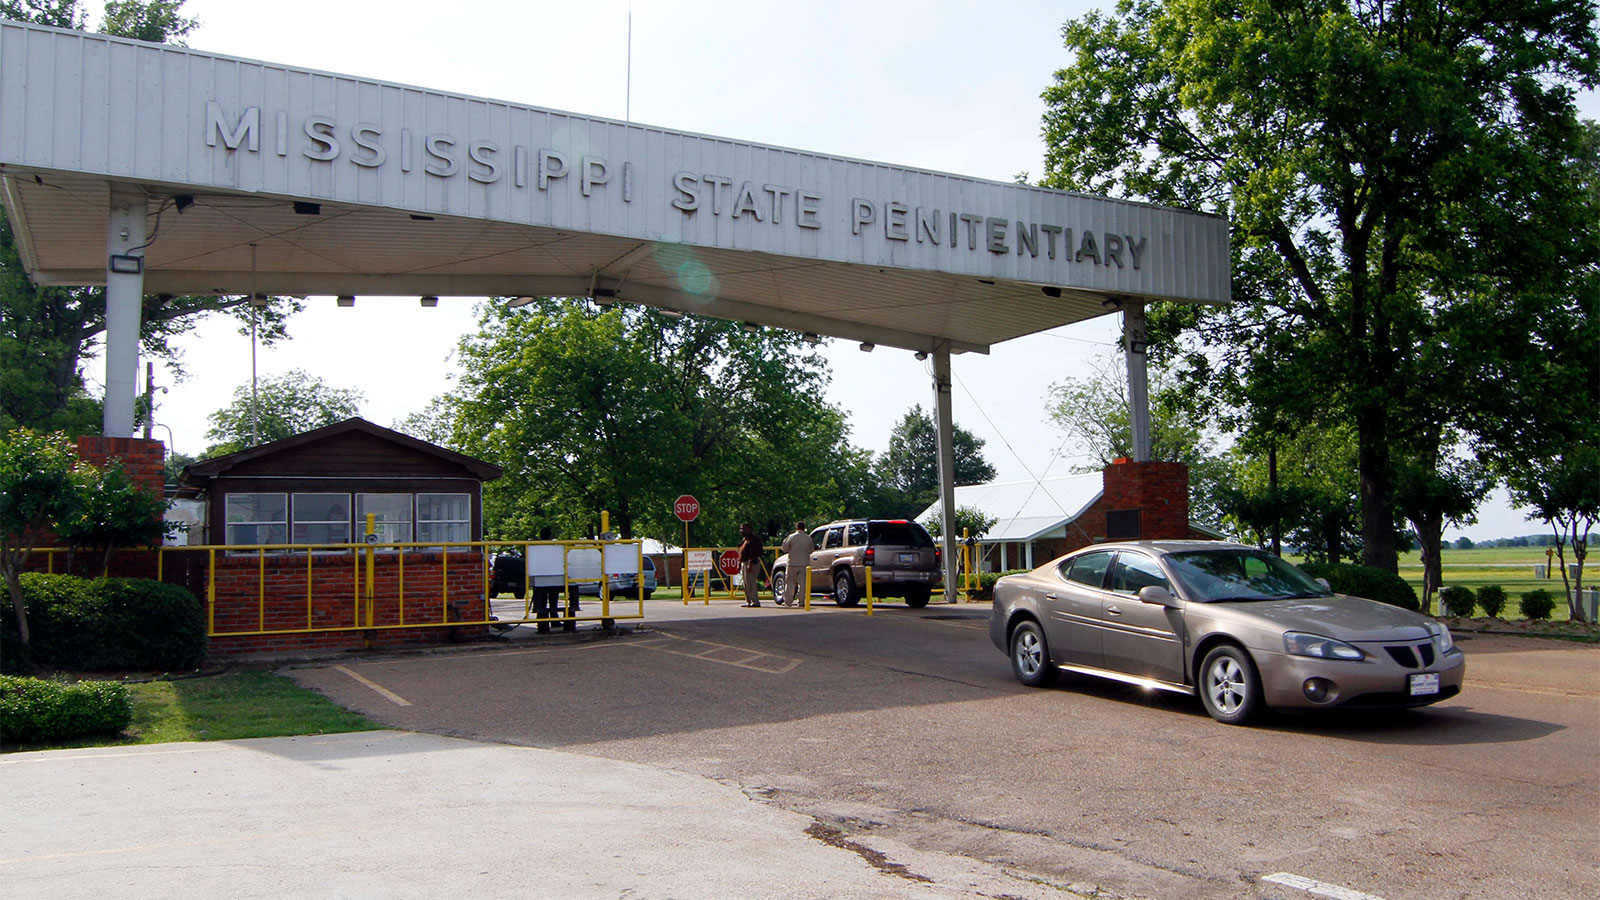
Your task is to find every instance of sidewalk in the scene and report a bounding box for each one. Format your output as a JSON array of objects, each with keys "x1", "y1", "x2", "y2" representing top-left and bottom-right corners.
[{"x1": 0, "y1": 731, "x2": 1083, "y2": 900}]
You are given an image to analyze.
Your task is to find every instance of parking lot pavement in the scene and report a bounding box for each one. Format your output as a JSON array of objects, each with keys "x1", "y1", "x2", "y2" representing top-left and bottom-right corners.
[{"x1": 0, "y1": 730, "x2": 1093, "y2": 900}]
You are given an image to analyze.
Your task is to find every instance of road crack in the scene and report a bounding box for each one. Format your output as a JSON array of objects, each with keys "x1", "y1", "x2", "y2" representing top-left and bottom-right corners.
[{"x1": 804, "y1": 822, "x2": 935, "y2": 884}]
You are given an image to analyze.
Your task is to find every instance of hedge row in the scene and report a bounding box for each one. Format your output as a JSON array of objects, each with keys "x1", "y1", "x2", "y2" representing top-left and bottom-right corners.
[
  {"x1": 0, "y1": 675, "x2": 132, "y2": 744},
  {"x1": 1296, "y1": 561, "x2": 1420, "y2": 611},
  {"x1": 1, "y1": 574, "x2": 206, "y2": 674}
]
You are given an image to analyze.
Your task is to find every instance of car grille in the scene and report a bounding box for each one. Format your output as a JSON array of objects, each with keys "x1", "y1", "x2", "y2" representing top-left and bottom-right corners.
[{"x1": 1383, "y1": 641, "x2": 1436, "y2": 669}]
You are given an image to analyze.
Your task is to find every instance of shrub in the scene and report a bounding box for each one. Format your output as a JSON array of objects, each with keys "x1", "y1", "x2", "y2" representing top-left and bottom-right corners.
[
  {"x1": 1475, "y1": 585, "x2": 1508, "y2": 619},
  {"x1": 972, "y1": 569, "x2": 1031, "y2": 603},
  {"x1": 21, "y1": 574, "x2": 207, "y2": 671},
  {"x1": 1297, "y1": 562, "x2": 1420, "y2": 611},
  {"x1": 0, "y1": 675, "x2": 132, "y2": 744},
  {"x1": 1519, "y1": 589, "x2": 1556, "y2": 621},
  {"x1": 1438, "y1": 585, "x2": 1476, "y2": 617}
]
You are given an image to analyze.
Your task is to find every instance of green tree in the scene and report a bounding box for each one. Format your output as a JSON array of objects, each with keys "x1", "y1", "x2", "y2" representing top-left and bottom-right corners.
[
  {"x1": 430, "y1": 299, "x2": 860, "y2": 546},
  {"x1": 0, "y1": 428, "x2": 81, "y2": 644},
  {"x1": 1045, "y1": 354, "x2": 1228, "y2": 525},
  {"x1": 877, "y1": 405, "x2": 996, "y2": 519},
  {"x1": 202, "y1": 370, "x2": 364, "y2": 456},
  {"x1": 1508, "y1": 446, "x2": 1599, "y2": 622},
  {"x1": 1043, "y1": 0, "x2": 1599, "y2": 573},
  {"x1": 1393, "y1": 434, "x2": 1493, "y2": 611},
  {"x1": 53, "y1": 460, "x2": 169, "y2": 575},
  {"x1": 0, "y1": 0, "x2": 303, "y2": 436},
  {"x1": 922, "y1": 505, "x2": 998, "y2": 541},
  {"x1": 1219, "y1": 423, "x2": 1363, "y2": 563}
]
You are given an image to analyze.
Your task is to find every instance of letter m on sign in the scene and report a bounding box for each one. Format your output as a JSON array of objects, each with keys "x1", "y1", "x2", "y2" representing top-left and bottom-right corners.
[{"x1": 206, "y1": 101, "x2": 260, "y2": 152}]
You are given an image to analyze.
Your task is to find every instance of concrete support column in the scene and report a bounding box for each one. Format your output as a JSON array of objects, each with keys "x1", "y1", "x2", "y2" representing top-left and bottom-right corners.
[
  {"x1": 1123, "y1": 298, "x2": 1151, "y2": 462},
  {"x1": 932, "y1": 343, "x2": 959, "y2": 601},
  {"x1": 103, "y1": 186, "x2": 148, "y2": 437}
]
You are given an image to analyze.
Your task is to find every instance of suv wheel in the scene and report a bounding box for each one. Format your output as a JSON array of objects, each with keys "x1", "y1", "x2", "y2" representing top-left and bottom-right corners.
[
  {"x1": 904, "y1": 586, "x2": 931, "y2": 609},
  {"x1": 833, "y1": 569, "x2": 860, "y2": 607},
  {"x1": 772, "y1": 567, "x2": 786, "y2": 602}
]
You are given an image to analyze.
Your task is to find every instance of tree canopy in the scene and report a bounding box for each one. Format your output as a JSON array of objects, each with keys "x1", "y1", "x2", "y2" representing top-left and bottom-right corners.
[
  {"x1": 1043, "y1": 0, "x2": 1599, "y2": 572},
  {"x1": 201, "y1": 370, "x2": 364, "y2": 457},
  {"x1": 415, "y1": 299, "x2": 871, "y2": 547},
  {"x1": 875, "y1": 405, "x2": 997, "y2": 519}
]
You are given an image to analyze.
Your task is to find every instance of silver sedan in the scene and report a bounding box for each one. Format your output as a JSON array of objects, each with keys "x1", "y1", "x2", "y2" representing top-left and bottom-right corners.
[{"x1": 989, "y1": 541, "x2": 1465, "y2": 724}]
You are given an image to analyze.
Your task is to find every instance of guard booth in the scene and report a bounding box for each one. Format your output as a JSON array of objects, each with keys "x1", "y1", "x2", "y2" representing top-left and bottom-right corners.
[{"x1": 170, "y1": 417, "x2": 503, "y2": 654}]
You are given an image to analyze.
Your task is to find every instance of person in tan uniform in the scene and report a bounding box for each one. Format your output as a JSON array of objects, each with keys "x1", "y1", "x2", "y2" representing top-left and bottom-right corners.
[{"x1": 779, "y1": 521, "x2": 815, "y2": 607}]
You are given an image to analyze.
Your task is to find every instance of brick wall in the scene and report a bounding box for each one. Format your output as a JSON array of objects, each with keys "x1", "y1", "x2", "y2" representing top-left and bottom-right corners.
[
  {"x1": 199, "y1": 550, "x2": 490, "y2": 655},
  {"x1": 76, "y1": 435, "x2": 166, "y2": 496},
  {"x1": 1102, "y1": 460, "x2": 1191, "y2": 540}
]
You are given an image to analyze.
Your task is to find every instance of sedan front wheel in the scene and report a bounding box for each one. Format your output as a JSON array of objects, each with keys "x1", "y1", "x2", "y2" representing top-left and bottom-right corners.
[{"x1": 1199, "y1": 644, "x2": 1263, "y2": 725}]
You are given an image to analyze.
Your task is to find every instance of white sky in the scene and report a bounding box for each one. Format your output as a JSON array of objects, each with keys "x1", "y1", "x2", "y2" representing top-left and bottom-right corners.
[{"x1": 78, "y1": 0, "x2": 1595, "y2": 543}]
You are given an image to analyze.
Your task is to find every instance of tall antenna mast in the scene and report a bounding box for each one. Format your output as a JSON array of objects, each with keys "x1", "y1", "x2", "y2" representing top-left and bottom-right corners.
[{"x1": 626, "y1": 5, "x2": 632, "y2": 122}]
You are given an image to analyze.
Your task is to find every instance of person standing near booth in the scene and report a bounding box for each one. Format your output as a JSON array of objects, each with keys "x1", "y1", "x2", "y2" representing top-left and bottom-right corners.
[
  {"x1": 738, "y1": 523, "x2": 762, "y2": 607},
  {"x1": 780, "y1": 521, "x2": 814, "y2": 607}
]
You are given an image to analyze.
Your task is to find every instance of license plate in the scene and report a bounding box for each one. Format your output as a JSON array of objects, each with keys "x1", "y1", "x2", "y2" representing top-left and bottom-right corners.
[
  {"x1": 898, "y1": 553, "x2": 917, "y2": 564},
  {"x1": 1409, "y1": 672, "x2": 1440, "y2": 696}
]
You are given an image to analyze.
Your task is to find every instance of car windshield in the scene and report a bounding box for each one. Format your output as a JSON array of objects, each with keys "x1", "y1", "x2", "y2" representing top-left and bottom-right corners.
[
  {"x1": 868, "y1": 521, "x2": 933, "y2": 547},
  {"x1": 1164, "y1": 550, "x2": 1331, "y2": 602}
]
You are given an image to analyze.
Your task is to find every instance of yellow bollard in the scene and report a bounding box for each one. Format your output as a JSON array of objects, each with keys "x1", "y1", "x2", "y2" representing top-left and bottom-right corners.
[
  {"x1": 364, "y1": 513, "x2": 376, "y2": 627},
  {"x1": 804, "y1": 564, "x2": 812, "y2": 611},
  {"x1": 866, "y1": 564, "x2": 874, "y2": 616}
]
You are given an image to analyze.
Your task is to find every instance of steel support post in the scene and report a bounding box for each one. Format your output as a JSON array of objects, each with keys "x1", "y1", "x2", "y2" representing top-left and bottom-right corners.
[
  {"x1": 932, "y1": 343, "x2": 959, "y2": 601},
  {"x1": 1124, "y1": 298, "x2": 1151, "y2": 462},
  {"x1": 103, "y1": 186, "x2": 148, "y2": 437}
]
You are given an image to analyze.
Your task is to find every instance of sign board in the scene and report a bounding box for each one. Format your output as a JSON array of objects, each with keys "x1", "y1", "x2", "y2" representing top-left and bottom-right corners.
[
  {"x1": 526, "y1": 544, "x2": 566, "y2": 588},
  {"x1": 718, "y1": 550, "x2": 741, "y2": 576},
  {"x1": 674, "y1": 495, "x2": 700, "y2": 522},
  {"x1": 603, "y1": 543, "x2": 641, "y2": 576},
  {"x1": 686, "y1": 550, "x2": 713, "y2": 572},
  {"x1": 565, "y1": 547, "x2": 603, "y2": 586}
]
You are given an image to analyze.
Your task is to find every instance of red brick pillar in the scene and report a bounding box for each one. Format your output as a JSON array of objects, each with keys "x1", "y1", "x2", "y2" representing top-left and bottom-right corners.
[
  {"x1": 75, "y1": 436, "x2": 166, "y2": 497},
  {"x1": 1101, "y1": 460, "x2": 1190, "y2": 540}
]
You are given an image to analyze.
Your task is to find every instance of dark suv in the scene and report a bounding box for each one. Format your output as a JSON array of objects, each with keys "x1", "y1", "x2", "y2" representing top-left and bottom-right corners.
[{"x1": 772, "y1": 519, "x2": 942, "y2": 608}]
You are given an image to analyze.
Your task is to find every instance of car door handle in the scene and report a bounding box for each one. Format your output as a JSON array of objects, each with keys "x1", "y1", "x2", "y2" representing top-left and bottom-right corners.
[
  {"x1": 1045, "y1": 592, "x2": 1058, "y2": 600},
  {"x1": 1106, "y1": 605, "x2": 1123, "y2": 616}
]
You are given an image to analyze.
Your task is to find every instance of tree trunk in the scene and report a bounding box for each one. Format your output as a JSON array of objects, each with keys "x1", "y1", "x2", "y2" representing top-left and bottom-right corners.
[
  {"x1": 1268, "y1": 443, "x2": 1281, "y2": 557},
  {"x1": 1415, "y1": 515, "x2": 1443, "y2": 615},
  {"x1": 1356, "y1": 403, "x2": 1399, "y2": 573},
  {"x1": 5, "y1": 566, "x2": 29, "y2": 645}
]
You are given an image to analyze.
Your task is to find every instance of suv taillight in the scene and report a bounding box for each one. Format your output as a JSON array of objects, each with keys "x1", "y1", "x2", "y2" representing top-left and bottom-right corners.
[
  {"x1": 934, "y1": 547, "x2": 942, "y2": 566},
  {"x1": 864, "y1": 547, "x2": 875, "y2": 564}
]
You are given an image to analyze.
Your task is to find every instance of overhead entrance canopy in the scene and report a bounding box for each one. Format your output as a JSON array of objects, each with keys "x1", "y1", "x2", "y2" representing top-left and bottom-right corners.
[
  {"x1": 0, "y1": 21, "x2": 1227, "y2": 356},
  {"x1": 0, "y1": 20, "x2": 1230, "y2": 596}
]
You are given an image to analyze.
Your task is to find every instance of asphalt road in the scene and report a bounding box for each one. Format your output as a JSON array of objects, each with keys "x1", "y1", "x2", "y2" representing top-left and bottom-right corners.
[{"x1": 289, "y1": 600, "x2": 1600, "y2": 900}]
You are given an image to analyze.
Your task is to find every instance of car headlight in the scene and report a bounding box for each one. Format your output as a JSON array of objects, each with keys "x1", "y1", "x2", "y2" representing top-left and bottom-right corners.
[
  {"x1": 1283, "y1": 631, "x2": 1365, "y2": 661},
  {"x1": 1429, "y1": 623, "x2": 1455, "y2": 653}
]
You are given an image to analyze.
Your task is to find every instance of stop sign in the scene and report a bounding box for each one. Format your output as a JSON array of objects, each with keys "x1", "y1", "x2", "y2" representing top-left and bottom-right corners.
[
  {"x1": 718, "y1": 549, "x2": 742, "y2": 575},
  {"x1": 674, "y1": 494, "x2": 700, "y2": 522}
]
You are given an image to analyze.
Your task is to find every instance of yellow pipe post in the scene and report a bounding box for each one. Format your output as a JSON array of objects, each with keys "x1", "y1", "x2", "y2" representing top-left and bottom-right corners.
[
  {"x1": 804, "y1": 564, "x2": 812, "y2": 611},
  {"x1": 364, "y1": 513, "x2": 376, "y2": 627},
  {"x1": 865, "y1": 564, "x2": 874, "y2": 615},
  {"x1": 257, "y1": 549, "x2": 266, "y2": 632},
  {"x1": 207, "y1": 547, "x2": 216, "y2": 635}
]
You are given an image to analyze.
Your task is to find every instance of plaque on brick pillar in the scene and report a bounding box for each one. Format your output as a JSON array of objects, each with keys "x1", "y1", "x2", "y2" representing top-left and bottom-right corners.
[{"x1": 1106, "y1": 509, "x2": 1141, "y2": 540}]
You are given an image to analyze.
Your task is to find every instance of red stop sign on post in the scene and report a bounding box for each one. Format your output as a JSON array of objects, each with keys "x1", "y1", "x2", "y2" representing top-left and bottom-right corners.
[
  {"x1": 718, "y1": 550, "x2": 741, "y2": 575},
  {"x1": 674, "y1": 494, "x2": 700, "y2": 522}
]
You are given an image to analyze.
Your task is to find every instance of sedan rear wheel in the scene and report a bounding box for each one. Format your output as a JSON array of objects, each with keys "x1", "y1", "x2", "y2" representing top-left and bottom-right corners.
[
  {"x1": 1009, "y1": 620, "x2": 1058, "y2": 687},
  {"x1": 1199, "y1": 644, "x2": 1263, "y2": 725}
]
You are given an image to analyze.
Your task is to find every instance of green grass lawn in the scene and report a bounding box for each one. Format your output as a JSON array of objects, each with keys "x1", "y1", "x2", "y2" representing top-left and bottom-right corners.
[{"x1": 4, "y1": 669, "x2": 380, "y2": 752}]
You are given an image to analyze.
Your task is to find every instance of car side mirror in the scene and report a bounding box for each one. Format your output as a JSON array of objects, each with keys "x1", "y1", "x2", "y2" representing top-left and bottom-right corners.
[
  {"x1": 1316, "y1": 578, "x2": 1331, "y2": 590},
  {"x1": 1138, "y1": 585, "x2": 1179, "y2": 607}
]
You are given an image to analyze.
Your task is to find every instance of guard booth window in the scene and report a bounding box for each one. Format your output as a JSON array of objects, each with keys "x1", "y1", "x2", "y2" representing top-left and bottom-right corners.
[
  {"x1": 417, "y1": 493, "x2": 470, "y2": 545},
  {"x1": 225, "y1": 493, "x2": 287, "y2": 547},
  {"x1": 293, "y1": 493, "x2": 351, "y2": 545},
  {"x1": 356, "y1": 493, "x2": 412, "y2": 545}
]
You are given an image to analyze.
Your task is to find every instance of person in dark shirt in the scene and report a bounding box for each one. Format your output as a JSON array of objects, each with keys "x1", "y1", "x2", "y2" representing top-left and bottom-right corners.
[{"x1": 738, "y1": 523, "x2": 762, "y2": 607}]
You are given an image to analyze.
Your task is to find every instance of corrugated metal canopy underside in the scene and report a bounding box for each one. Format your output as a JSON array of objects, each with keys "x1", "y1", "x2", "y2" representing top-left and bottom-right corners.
[{"x1": 5, "y1": 170, "x2": 1163, "y2": 354}]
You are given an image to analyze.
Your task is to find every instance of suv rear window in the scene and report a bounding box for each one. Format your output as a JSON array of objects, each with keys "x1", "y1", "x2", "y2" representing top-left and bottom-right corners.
[{"x1": 868, "y1": 521, "x2": 932, "y2": 547}]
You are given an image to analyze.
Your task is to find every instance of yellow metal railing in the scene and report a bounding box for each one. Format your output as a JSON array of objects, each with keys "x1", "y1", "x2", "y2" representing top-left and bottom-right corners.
[{"x1": 148, "y1": 539, "x2": 648, "y2": 638}]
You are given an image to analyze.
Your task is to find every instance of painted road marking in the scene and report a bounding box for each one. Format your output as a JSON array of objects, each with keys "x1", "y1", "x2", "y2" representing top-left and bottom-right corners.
[
  {"x1": 1262, "y1": 872, "x2": 1390, "y2": 900},
  {"x1": 334, "y1": 665, "x2": 413, "y2": 706},
  {"x1": 632, "y1": 634, "x2": 801, "y2": 674}
]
